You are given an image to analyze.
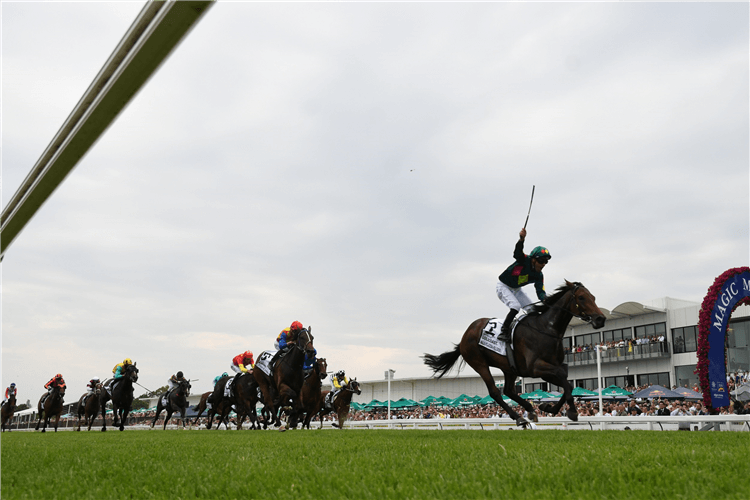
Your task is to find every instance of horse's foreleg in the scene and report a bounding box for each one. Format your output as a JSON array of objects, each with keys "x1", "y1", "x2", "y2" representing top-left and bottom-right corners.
[
  {"x1": 533, "y1": 361, "x2": 576, "y2": 420},
  {"x1": 163, "y1": 410, "x2": 173, "y2": 430}
]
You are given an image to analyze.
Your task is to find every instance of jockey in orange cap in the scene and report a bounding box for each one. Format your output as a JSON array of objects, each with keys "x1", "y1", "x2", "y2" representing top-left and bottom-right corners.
[{"x1": 275, "y1": 321, "x2": 304, "y2": 350}]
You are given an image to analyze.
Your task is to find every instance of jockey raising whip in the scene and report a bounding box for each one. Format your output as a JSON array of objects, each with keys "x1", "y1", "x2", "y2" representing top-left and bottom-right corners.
[{"x1": 495, "y1": 186, "x2": 551, "y2": 343}]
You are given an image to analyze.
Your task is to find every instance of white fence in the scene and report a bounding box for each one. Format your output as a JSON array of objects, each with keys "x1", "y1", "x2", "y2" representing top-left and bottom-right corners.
[{"x1": 7, "y1": 415, "x2": 749, "y2": 432}]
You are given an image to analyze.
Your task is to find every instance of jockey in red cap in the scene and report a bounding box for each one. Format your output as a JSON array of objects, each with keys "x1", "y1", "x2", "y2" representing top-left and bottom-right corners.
[{"x1": 275, "y1": 321, "x2": 304, "y2": 351}]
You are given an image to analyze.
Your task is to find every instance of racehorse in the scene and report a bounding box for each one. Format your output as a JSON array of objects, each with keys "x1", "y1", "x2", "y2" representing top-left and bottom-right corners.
[
  {"x1": 297, "y1": 357, "x2": 327, "y2": 429},
  {"x1": 255, "y1": 327, "x2": 315, "y2": 429},
  {"x1": 76, "y1": 385, "x2": 101, "y2": 431},
  {"x1": 423, "y1": 281, "x2": 605, "y2": 427},
  {"x1": 35, "y1": 384, "x2": 66, "y2": 433},
  {"x1": 213, "y1": 373, "x2": 259, "y2": 430},
  {"x1": 193, "y1": 391, "x2": 229, "y2": 429},
  {"x1": 100, "y1": 363, "x2": 139, "y2": 431},
  {"x1": 317, "y1": 378, "x2": 361, "y2": 429},
  {"x1": 151, "y1": 379, "x2": 192, "y2": 430},
  {"x1": 1, "y1": 391, "x2": 17, "y2": 432}
]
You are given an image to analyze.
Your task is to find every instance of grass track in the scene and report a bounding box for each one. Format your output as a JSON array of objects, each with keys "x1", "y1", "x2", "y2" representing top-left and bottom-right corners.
[{"x1": 2, "y1": 430, "x2": 749, "y2": 499}]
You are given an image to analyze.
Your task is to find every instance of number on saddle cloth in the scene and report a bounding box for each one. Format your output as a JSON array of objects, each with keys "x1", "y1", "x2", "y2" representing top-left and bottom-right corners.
[{"x1": 224, "y1": 377, "x2": 234, "y2": 398}]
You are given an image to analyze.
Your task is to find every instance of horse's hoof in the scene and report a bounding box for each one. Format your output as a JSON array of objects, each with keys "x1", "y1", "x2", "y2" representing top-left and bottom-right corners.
[
  {"x1": 530, "y1": 413, "x2": 539, "y2": 423},
  {"x1": 279, "y1": 425, "x2": 287, "y2": 432},
  {"x1": 515, "y1": 418, "x2": 528, "y2": 428},
  {"x1": 567, "y1": 412, "x2": 579, "y2": 422}
]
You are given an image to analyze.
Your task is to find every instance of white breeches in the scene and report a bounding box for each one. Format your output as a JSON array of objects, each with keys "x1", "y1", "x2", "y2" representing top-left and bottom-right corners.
[
  {"x1": 496, "y1": 281, "x2": 534, "y2": 312},
  {"x1": 231, "y1": 365, "x2": 242, "y2": 374}
]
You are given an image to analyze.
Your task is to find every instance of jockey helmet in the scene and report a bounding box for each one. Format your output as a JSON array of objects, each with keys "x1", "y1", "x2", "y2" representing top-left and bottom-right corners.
[
  {"x1": 92, "y1": 377, "x2": 99, "y2": 382},
  {"x1": 530, "y1": 246, "x2": 551, "y2": 263},
  {"x1": 10, "y1": 383, "x2": 15, "y2": 388},
  {"x1": 290, "y1": 321, "x2": 303, "y2": 331},
  {"x1": 55, "y1": 374, "x2": 62, "y2": 379},
  {"x1": 244, "y1": 350, "x2": 254, "y2": 359},
  {"x1": 336, "y1": 370, "x2": 345, "y2": 379},
  {"x1": 123, "y1": 358, "x2": 132, "y2": 365},
  {"x1": 177, "y1": 371, "x2": 184, "y2": 379},
  {"x1": 222, "y1": 372, "x2": 228, "y2": 378}
]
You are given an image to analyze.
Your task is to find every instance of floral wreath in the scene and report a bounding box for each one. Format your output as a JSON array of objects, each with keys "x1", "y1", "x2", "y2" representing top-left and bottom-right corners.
[{"x1": 696, "y1": 266, "x2": 750, "y2": 411}]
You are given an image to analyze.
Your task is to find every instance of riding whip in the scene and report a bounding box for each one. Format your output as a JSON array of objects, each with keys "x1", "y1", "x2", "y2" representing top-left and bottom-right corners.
[{"x1": 523, "y1": 185, "x2": 535, "y2": 230}]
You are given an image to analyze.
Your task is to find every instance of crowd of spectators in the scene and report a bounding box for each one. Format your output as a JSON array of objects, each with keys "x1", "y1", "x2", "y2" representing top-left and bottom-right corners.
[{"x1": 564, "y1": 335, "x2": 667, "y2": 357}]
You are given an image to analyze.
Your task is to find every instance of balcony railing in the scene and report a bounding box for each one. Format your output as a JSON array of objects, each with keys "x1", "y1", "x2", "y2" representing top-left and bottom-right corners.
[{"x1": 565, "y1": 341, "x2": 671, "y2": 366}]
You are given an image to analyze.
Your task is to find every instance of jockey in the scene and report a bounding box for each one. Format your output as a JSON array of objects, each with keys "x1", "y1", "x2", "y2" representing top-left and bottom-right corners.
[
  {"x1": 275, "y1": 321, "x2": 304, "y2": 351},
  {"x1": 326, "y1": 370, "x2": 349, "y2": 408},
  {"x1": 86, "y1": 378, "x2": 100, "y2": 395},
  {"x1": 231, "y1": 351, "x2": 255, "y2": 376},
  {"x1": 3, "y1": 383, "x2": 17, "y2": 405},
  {"x1": 113, "y1": 358, "x2": 134, "y2": 380},
  {"x1": 302, "y1": 348, "x2": 318, "y2": 377},
  {"x1": 44, "y1": 374, "x2": 66, "y2": 395},
  {"x1": 213, "y1": 372, "x2": 229, "y2": 387},
  {"x1": 496, "y1": 228, "x2": 550, "y2": 342},
  {"x1": 168, "y1": 372, "x2": 185, "y2": 391}
]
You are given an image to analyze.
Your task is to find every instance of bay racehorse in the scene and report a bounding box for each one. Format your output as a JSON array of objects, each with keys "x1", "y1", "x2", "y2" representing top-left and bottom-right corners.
[
  {"x1": 1, "y1": 391, "x2": 17, "y2": 432},
  {"x1": 297, "y1": 357, "x2": 327, "y2": 429},
  {"x1": 318, "y1": 378, "x2": 361, "y2": 429},
  {"x1": 151, "y1": 378, "x2": 192, "y2": 430},
  {"x1": 76, "y1": 385, "x2": 101, "y2": 431},
  {"x1": 193, "y1": 391, "x2": 229, "y2": 429},
  {"x1": 423, "y1": 281, "x2": 605, "y2": 427},
  {"x1": 255, "y1": 327, "x2": 315, "y2": 429},
  {"x1": 100, "y1": 363, "x2": 139, "y2": 431},
  {"x1": 35, "y1": 384, "x2": 66, "y2": 432},
  {"x1": 213, "y1": 373, "x2": 258, "y2": 430}
]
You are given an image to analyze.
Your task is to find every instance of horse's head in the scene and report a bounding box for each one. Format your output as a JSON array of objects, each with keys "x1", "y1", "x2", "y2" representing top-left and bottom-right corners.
[
  {"x1": 348, "y1": 378, "x2": 361, "y2": 395},
  {"x1": 126, "y1": 363, "x2": 139, "y2": 382},
  {"x1": 181, "y1": 379, "x2": 192, "y2": 397},
  {"x1": 298, "y1": 328, "x2": 315, "y2": 357},
  {"x1": 317, "y1": 358, "x2": 328, "y2": 379},
  {"x1": 566, "y1": 280, "x2": 606, "y2": 329}
]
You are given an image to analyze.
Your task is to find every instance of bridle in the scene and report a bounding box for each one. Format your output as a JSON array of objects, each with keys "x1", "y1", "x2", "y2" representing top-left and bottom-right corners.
[{"x1": 547, "y1": 282, "x2": 595, "y2": 324}]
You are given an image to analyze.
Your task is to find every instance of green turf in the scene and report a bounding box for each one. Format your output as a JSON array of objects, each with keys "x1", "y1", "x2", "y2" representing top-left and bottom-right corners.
[{"x1": 2, "y1": 429, "x2": 749, "y2": 499}]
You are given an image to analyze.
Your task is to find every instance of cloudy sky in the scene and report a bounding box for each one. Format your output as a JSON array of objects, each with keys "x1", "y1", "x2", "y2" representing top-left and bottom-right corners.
[{"x1": 3, "y1": 1, "x2": 748, "y2": 402}]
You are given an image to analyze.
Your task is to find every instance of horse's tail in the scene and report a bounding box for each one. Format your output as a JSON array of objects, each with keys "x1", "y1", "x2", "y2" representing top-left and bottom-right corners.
[{"x1": 422, "y1": 344, "x2": 463, "y2": 379}]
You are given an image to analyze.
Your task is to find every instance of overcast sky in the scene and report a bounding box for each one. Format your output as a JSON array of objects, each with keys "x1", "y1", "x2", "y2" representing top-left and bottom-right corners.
[{"x1": 2, "y1": 1, "x2": 748, "y2": 402}]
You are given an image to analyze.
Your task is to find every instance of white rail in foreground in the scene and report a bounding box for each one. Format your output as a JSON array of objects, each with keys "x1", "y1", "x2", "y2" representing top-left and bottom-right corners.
[{"x1": 9, "y1": 415, "x2": 749, "y2": 432}]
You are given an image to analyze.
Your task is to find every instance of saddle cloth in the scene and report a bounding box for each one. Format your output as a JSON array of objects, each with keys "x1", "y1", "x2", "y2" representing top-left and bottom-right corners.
[
  {"x1": 255, "y1": 350, "x2": 275, "y2": 377},
  {"x1": 479, "y1": 315, "x2": 524, "y2": 356},
  {"x1": 224, "y1": 378, "x2": 234, "y2": 398}
]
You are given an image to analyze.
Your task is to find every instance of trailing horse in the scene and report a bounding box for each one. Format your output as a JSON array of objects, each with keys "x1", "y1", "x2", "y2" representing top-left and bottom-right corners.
[
  {"x1": 151, "y1": 379, "x2": 192, "y2": 430},
  {"x1": 35, "y1": 384, "x2": 66, "y2": 433},
  {"x1": 317, "y1": 378, "x2": 361, "y2": 429},
  {"x1": 193, "y1": 391, "x2": 229, "y2": 429},
  {"x1": 1, "y1": 392, "x2": 17, "y2": 432},
  {"x1": 76, "y1": 385, "x2": 101, "y2": 431},
  {"x1": 297, "y1": 358, "x2": 328, "y2": 429},
  {"x1": 423, "y1": 281, "x2": 606, "y2": 427},
  {"x1": 100, "y1": 363, "x2": 139, "y2": 432}
]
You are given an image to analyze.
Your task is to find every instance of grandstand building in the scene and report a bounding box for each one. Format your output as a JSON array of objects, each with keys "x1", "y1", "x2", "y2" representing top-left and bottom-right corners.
[{"x1": 355, "y1": 298, "x2": 750, "y2": 404}]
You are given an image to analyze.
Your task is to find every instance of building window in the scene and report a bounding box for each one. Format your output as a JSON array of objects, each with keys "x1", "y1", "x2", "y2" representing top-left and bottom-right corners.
[
  {"x1": 727, "y1": 319, "x2": 750, "y2": 374},
  {"x1": 575, "y1": 378, "x2": 598, "y2": 390},
  {"x1": 636, "y1": 372, "x2": 670, "y2": 388},
  {"x1": 672, "y1": 326, "x2": 698, "y2": 354},
  {"x1": 602, "y1": 328, "x2": 631, "y2": 343},
  {"x1": 524, "y1": 382, "x2": 548, "y2": 393},
  {"x1": 674, "y1": 365, "x2": 698, "y2": 388},
  {"x1": 562, "y1": 337, "x2": 572, "y2": 351},
  {"x1": 604, "y1": 375, "x2": 630, "y2": 388},
  {"x1": 575, "y1": 332, "x2": 600, "y2": 347},
  {"x1": 634, "y1": 322, "x2": 666, "y2": 340}
]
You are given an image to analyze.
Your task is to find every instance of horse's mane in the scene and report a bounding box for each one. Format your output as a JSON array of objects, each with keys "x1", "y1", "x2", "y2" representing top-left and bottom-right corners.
[{"x1": 526, "y1": 282, "x2": 582, "y2": 315}]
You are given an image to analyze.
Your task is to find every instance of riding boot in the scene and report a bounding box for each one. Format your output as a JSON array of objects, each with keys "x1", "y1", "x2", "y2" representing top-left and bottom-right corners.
[{"x1": 499, "y1": 309, "x2": 518, "y2": 343}]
